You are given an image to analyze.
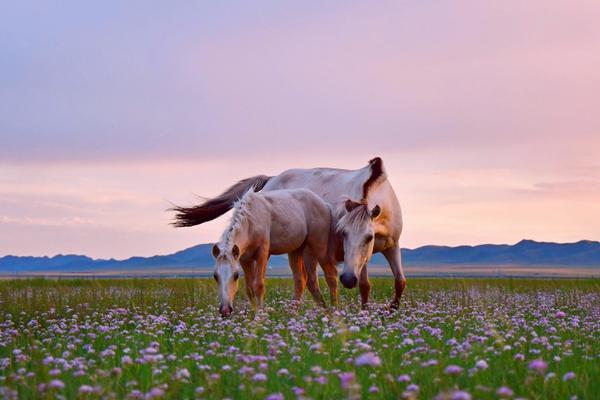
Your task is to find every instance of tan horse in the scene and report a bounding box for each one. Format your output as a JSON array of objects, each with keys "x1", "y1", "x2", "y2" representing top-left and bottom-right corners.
[
  {"x1": 174, "y1": 157, "x2": 405, "y2": 309},
  {"x1": 211, "y1": 188, "x2": 338, "y2": 317}
]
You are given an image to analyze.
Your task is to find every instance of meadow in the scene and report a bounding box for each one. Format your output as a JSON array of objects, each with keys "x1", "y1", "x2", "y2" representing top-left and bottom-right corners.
[{"x1": 0, "y1": 278, "x2": 598, "y2": 399}]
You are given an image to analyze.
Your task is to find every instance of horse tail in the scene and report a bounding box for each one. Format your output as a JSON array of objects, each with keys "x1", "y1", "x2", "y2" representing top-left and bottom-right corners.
[{"x1": 171, "y1": 175, "x2": 271, "y2": 227}]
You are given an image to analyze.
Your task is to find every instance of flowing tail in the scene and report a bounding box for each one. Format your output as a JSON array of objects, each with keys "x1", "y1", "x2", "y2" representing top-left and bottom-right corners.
[{"x1": 171, "y1": 175, "x2": 271, "y2": 227}]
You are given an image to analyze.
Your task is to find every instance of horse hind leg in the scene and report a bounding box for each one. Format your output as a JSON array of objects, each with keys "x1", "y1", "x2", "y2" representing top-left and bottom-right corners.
[
  {"x1": 288, "y1": 250, "x2": 307, "y2": 303},
  {"x1": 303, "y1": 251, "x2": 327, "y2": 308}
]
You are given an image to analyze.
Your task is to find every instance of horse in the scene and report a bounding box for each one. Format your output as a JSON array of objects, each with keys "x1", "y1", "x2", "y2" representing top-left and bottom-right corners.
[
  {"x1": 173, "y1": 157, "x2": 405, "y2": 309},
  {"x1": 211, "y1": 188, "x2": 339, "y2": 317}
]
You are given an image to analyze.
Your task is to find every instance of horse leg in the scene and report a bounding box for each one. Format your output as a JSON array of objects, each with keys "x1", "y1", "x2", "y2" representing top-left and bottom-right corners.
[
  {"x1": 288, "y1": 250, "x2": 307, "y2": 302},
  {"x1": 320, "y1": 259, "x2": 339, "y2": 307},
  {"x1": 240, "y1": 259, "x2": 256, "y2": 306},
  {"x1": 303, "y1": 252, "x2": 326, "y2": 307},
  {"x1": 381, "y1": 245, "x2": 407, "y2": 310},
  {"x1": 253, "y1": 249, "x2": 269, "y2": 308},
  {"x1": 358, "y1": 265, "x2": 371, "y2": 309}
]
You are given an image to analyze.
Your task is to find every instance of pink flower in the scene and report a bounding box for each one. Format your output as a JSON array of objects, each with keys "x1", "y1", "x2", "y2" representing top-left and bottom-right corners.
[
  {"x1": 397, "y1": 374, "x2": 411, "y2": 383},
  {"x1": 355, "y1": 352, "x2": 381, "y2": 367},
  {"x1": 475, "y1": 360, "x2": 488, "y2": 370},
  {"x1": 369, "y1": 385, "x2": 379, "y2": 393},
  {"x1": 266, "y1": 393, "x2": 284, "y2": 400}
]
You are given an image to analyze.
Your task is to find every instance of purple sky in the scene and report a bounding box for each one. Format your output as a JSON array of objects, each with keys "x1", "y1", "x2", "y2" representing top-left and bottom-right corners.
[{"x1": 1, "y1": 1, "x2": 599, "y2": 258}]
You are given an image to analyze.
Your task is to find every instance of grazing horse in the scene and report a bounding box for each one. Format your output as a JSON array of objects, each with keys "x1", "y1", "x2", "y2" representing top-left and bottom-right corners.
[
  {"x1": 173, "y1": 157, "x2": 405, "y2": 308},
  {"x1": 211, "y1": 188, "x2": 338, "y2": 317}
]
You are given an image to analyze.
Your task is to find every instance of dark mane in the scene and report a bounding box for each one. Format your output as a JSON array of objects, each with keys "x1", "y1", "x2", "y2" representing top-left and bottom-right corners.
[{"x1": 362, "y1": 157, "x2": 384, "y2": 199}]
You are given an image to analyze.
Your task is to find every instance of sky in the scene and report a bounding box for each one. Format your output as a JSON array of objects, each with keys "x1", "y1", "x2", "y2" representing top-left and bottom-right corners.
[{"x1": 1, "y1": 1, "x2": 599, "y2": 259}]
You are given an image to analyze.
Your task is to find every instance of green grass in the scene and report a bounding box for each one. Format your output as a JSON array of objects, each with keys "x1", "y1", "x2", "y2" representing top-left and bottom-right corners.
[{"x1": 0, "y1": 278, "x2": 598, "y2": 399}]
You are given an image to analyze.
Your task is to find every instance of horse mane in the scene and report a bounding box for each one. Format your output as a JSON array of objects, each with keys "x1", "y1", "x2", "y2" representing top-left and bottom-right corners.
[
  {"x1": 362, "y1": 157, "x2": 385, "y2": 199},
  {"x1": 220, "y1": 189, "x2": 256, "y2": 250},
  {"x1": 335, "y1": 200, "x2": 371, "y2": 233}
]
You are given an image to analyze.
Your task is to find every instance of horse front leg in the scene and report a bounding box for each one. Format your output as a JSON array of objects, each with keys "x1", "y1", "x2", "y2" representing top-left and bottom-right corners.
[
  {"x1": 253, "y1": 249, "x2": 269, "y2": 309},
  {"x1": 358, "y1": 265, "x2": 371, "y2": 309},
  {"x1": 382, "y1": 245, "x2": 407, "y2": 310},
  {"x1": 240, "y1": 259, "x2": 256, "y2": 306}
]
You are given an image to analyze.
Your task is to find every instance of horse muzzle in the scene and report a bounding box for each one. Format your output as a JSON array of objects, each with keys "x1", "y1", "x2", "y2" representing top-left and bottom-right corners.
[
  {"x1": 219, "y1": 304, "x2": 233, "y2": 317},
  {"x1": 339, "y1": 272, "x2": 358, "y2": 289}
]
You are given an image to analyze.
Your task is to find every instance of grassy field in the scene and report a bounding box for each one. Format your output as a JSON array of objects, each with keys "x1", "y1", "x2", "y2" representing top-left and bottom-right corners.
[{"x1": 0, "y1": 278, "x2": 598, "y2": 399}]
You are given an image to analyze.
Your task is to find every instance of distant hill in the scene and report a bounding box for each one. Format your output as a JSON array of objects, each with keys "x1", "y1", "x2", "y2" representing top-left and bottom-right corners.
[{"x1": 1, "y1": 239, "x2": 599, "y2": 276}]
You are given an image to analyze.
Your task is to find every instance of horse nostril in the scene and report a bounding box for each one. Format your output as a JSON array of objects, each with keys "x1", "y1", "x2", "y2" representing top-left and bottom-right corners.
[
  {"x1": 340, "y1": 273, "x2": 358, "y2": 289},
  {"x1": 220, "y1": 305, "x2": 233, "y2": 317}
]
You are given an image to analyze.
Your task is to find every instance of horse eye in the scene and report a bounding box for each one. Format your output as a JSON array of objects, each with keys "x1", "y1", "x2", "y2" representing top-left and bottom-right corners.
[
  {"x1": 233, "y1": 271, "x2": 240, "y2": 281},
  {"x1": 213, "y1": 272, "x2": 219, "y2": 282},
  {"x1": 365, "y1": 234, "x2": 374, "y2": 244}
]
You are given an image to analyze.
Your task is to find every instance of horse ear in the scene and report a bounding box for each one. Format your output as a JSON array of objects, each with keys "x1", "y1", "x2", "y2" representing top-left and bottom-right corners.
[
  {"x1": 231, "y1": 244, "x2": 240, "y2": 260},
  {"x1": 212, "y1": 244, "x2": 220, "y2": 258},
  {"x1": 345, "y1": 199, "x2": 361, "y2": 212},
  {"x1": 371, "y1": 205, "x2": 381, "y2": 219}
]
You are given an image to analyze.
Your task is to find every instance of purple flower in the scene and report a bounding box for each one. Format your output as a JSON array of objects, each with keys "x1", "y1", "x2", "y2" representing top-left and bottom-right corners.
[
  {"x1": 451, "y1": 390, "x2": 471, "y2": 400},
  {"x1": 445, "y1": 365, "x2": 463, "y2": 375},
  {"x1": 496, "y1": 386, "x2": 514, "y2": 398},
  {"x1": 48, "y1": 380, "x2": 65, "y2": 390},
  {"x1": 369, "y1": 385, "x2": 379, "y2": 393},
  {"x1": 528, "y1": 359, "x2": 548, "y2": 374},
  {"x1": 475, "y1": 360, "x2": 488, "y2": 370},
  {"x1": 339, "y1": 372, "x2": 355, "y2": 390},
  {"x1": 563, "y1": 372, "x2": 576, "y2": 381},
  {"x1": 253, "y1": 373, "x2": 267, "y2": 382},
  {"x1": 266, "y1": 393, "x2": 284, "y2": 400},
  {"x1": 355, "y1": 352, "x2": 381, "y2": 367},
  {"x1": 397, "y1": 374, "x2": 411, "y2": 383},
  {"x1": 78, "y1": 385, "x2": 93, "y2": 394}
]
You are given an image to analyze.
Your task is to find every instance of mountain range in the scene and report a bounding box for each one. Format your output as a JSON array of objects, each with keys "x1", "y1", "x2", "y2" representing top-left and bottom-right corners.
[{"x1": 1, "y1": 239, "x2": 599, "y2": 275}]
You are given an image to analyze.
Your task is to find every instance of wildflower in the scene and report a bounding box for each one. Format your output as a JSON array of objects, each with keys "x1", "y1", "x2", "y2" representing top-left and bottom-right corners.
[
  {"x1": 451, "y1": 390, "x2": 471, "y2": 400},
  {"x1": 563, "y1": 372, "x2": 576, "y2": 381},
  {"x1": 48, "y1": 380, "x2": 65, "y2": 390},
  {"x1": 79, "y1": 385, "x2": 93, "y2": 394},
  {"x1": 406, "y1": 384, "x2": 419, "y2": 392},
  {"x1": 339, "y1": 372, "x2": 355, "y2": 389},
  {"x1": 556, "y1": 311, "x2": 566, "y2": 318},
  {"x1": 355, "y1": 352, "x2": 381, "y2": 367},
  {"x1": 445, "y1": 365, "x2": 463, "y2": 375},
  {"x1": 475, "y1": 360, "x2": 488, "y2": 370},
  {"x1": 528, "y1": 359, "x2": 548, "y2": 374},
  {"x1": 253, "y1": 373, "x2": 267, "y2": 382},
  {"x1": 369, "y1": 385, "x2": 379, "y2": 393},
  {"x1": 146, "y1": 387, "x2": 164, "y2": 398},
  {"x1": 266, "y1": 393, "x2": 284, "y2": 400},
  {"x1": 397, "y1": 374, "x2": 411, "y2": 383},
  {"x1": 277, "y1": 368, "x2": 289, "y2": 376},
  {"x1": 496, "y1": 386, "x2": 513, "y2": 398}
]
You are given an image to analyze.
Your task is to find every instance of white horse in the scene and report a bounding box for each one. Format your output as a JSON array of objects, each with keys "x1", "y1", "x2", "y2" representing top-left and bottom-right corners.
[
  {"x1": 211, "y1": 188, "x2": 338, "y2": 316},
  {"x1": 173, "y1": 157, "x2": 405, "y2": 309}
]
